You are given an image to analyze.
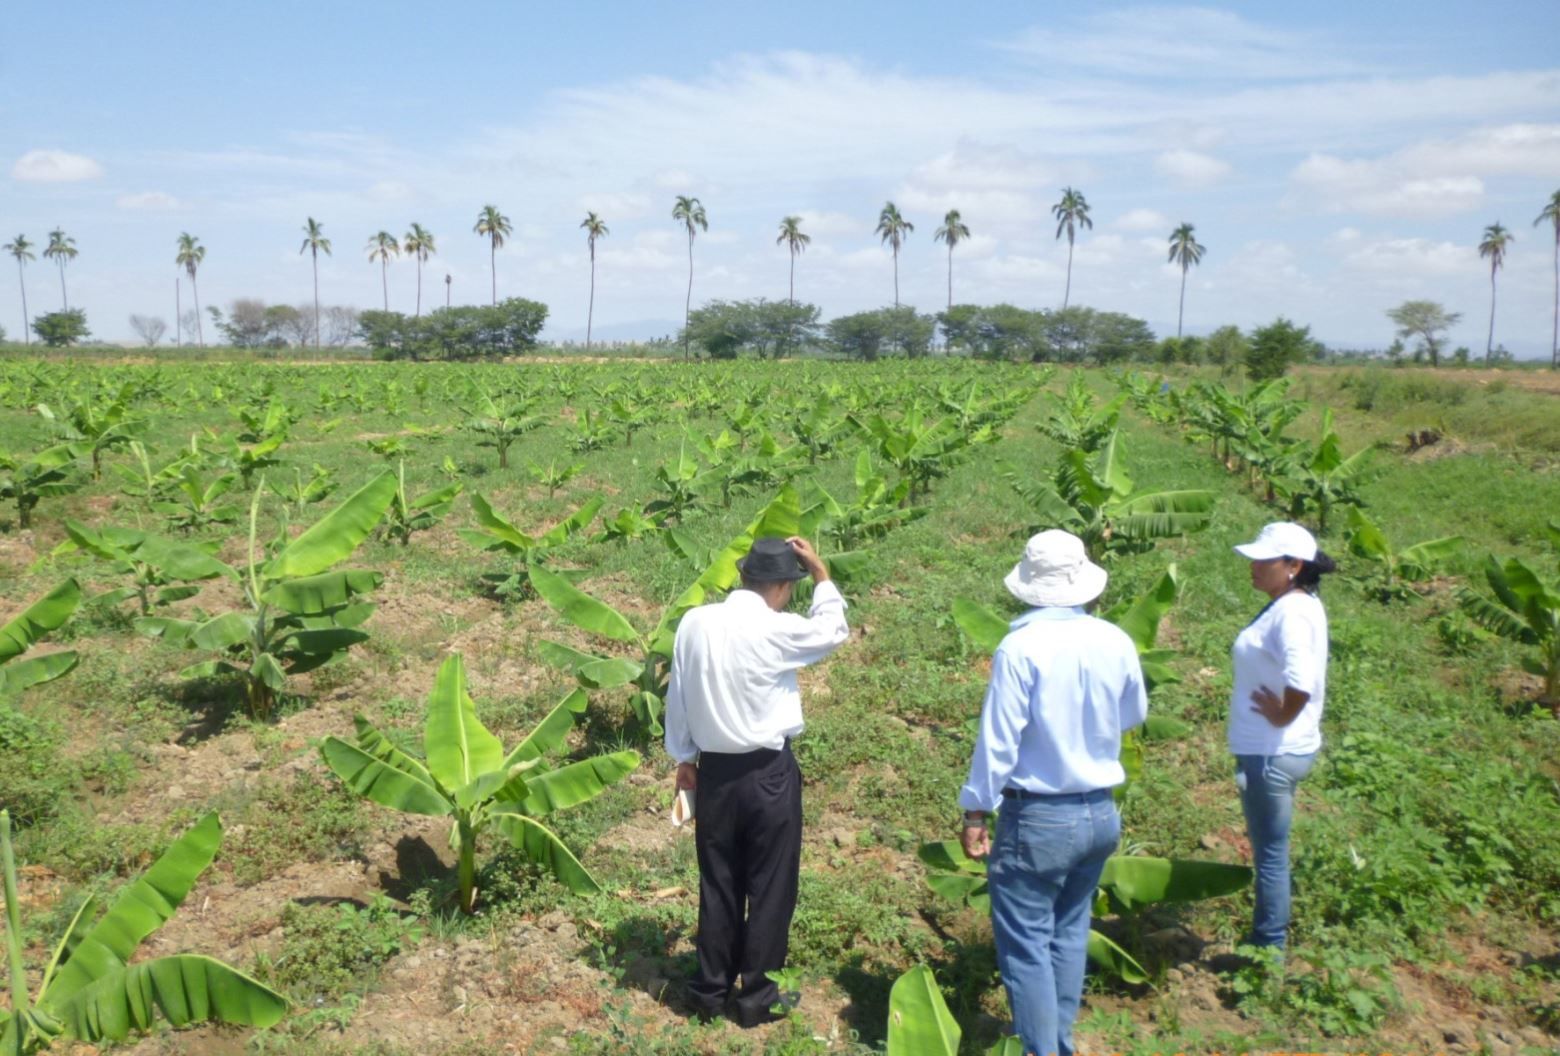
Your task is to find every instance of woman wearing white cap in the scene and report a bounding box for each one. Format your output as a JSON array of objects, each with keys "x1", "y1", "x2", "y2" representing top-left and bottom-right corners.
[
  {"x1": 1230, "y1": 521, "x2": 1337, "y2": 950},
  {"x1": 958, "y1": 530, "x2": 1148, "y2": 1056}
]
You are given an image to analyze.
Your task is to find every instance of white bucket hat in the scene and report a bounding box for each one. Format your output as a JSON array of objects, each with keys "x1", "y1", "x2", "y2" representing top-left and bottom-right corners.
[
  {"x1": 1004, "y1": 530, "x2": 1109, "y2": 608},
  {"x1": 1234, "y1": 522, "x2": 1318, "y2": 562}
]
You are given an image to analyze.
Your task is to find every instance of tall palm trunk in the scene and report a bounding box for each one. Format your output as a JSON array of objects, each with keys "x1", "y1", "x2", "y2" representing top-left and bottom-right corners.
[
  {"x1": 1177, "y1": 265, "x2": 1188, "y2": 339},
  {"x1": 586, "y1": 243, "x2": 597, "y2": 350},
  {"x1": 381, "y1": 258, "x2": 389, "y2": 311},
  {"x1": 415, "y1": 260, "x2": 423, "y2": 318},
  {"x1": 1486, "y1": 264, "x2": 1497, "y2": 359},
  {"x1": 489, "y1": 238, "x2": 497, "y2": 306},
  {"x1": 683, "y1": 231, "x2": 694, "y2": 360},
  {"x1": 192, "y1": 273, "x2": 203, "y2": 346},
  {"x1": 789, "y1": 249, "x2": 795, "y2": 306},
  {"x1": 57, "y1": 263, "x2": 67, "y2": 312},
  {"x1": 175, "y1": 277, "x2": 181, "y2": 347},
  {"x1": 946, "y1": 244, "x2": 953, "y2": 310},
  {"x1": 1551, "y1": 230, "x2": 1558, "y2": 369},
  {"x1": 311, "y1": 248, "x2": 321, "y2": 349},
  {"x1": 892, "y1": 247, "x2": 899, "y2": 308},
  {"x1": 1063, "y1": 235, "x2": 1075, "y2": 308},
  {"x1": 16, "y1": 260, "x2": 28, "y2": 345}
]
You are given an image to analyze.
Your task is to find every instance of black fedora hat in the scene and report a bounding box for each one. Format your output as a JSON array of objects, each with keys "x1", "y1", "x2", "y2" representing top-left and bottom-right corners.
[{"x1": 736, "y1": 537, "x2": 807, "y2": 582}]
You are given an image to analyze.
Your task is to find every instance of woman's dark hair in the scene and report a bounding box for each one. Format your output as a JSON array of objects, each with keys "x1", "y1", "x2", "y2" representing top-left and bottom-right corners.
[{"x1": 1294, "y1": 549, "x2": 1337, "y2": 591}]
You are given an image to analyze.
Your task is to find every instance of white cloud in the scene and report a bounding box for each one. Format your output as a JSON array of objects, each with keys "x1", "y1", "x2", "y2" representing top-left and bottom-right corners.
[
  {"x1": 1154, "y1": 149, "x2": 1231, "y2": 189},
  {"x1": 116, "y1": 190, "x2": 180, "y2": 211},
  {"x1": 577, "y1": 191, "x2": 653, "y2": 221},
  {"x1": 366, "y1": 180, "x2": 413, "y2": 203},
  {"x1": 12, "y1": 149, "x2": 104, "y2": 183},
  {"x1": 1341, "y1": 236, "x2": 1470, "y2": 277},
  {"x1": 1112, "y1": 208, "x2": 1169, "y2": 233},
  {"x1": 793, "y1": 211, "x2": 859, "y2": 238}
]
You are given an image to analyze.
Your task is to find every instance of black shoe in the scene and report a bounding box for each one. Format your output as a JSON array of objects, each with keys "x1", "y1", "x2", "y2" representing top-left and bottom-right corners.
[{"x1": 733, "y1": 1003, "x2": 786, "y2": 1029}]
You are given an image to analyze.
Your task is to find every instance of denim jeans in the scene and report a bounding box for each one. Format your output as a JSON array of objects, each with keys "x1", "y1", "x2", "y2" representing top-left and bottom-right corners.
[
  {"x1": 1234, "y1": 752, "x2": 1317, "y2": 949},
  {"x1": 986, "y1": 789, "x2": 1120, "y2": 1056}
]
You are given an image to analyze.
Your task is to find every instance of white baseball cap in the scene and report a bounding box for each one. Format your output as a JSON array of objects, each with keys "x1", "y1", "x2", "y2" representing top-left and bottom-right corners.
[
  {"x1": 1004, "y1": 530, "x2": 1109, "y2": 608},
  {"x1": 1234, "y1": 522, "x2": 1318, "y2": 562}
]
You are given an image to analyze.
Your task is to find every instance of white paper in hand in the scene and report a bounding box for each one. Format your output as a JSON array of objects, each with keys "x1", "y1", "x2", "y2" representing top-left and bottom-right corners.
[{"x1": 671, "y1": 788, "x2": 695, "y2": 828}]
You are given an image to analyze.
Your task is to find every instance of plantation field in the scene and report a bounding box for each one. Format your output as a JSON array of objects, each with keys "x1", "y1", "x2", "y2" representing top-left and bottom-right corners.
[{"x1": 1, "y1": 358, "x2": 1558, "y2": 1055}]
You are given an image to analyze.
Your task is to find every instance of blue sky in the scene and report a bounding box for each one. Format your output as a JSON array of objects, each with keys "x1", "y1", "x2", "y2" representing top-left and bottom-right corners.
[{"x1": 5, "y1": 1, "x2": 1559, "y2": 353}]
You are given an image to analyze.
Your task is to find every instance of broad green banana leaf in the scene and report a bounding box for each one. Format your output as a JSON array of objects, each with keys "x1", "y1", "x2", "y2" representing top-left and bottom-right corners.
[
  {"x1": 951, "y1": 598, "x2": 1009, "y2": 653},
  {"x1": 490, "y1": 812, "x2": 599, "y2": 893},
  {"x1": 0, "y1": 578, "x2": 81, "y2": 664},
  {"x1": 464, "y1": 492, "x2": 537, "y2": 549},
  {"x1": 537, "y1": 495, "x2": 605, "y2": 547},
  {"x1": 986, "y1": 1038, "x2": 1025, "y2": 1056},
  {"x1": 0, "y1": 651, "x2": 80, "y2": 694},
  {"x1": 319, "y1": 736, "x2": 453, "y2": 816},
  {"x1": 262, "y1": 569, "x2": 382, "y2": 614},
  {"x1": 917, "y1": 840, "x2": 990, "y2": 910},
  {"x1": 1102, "y1": 565, "x2": 1180, "y2": 652},
  {"x1": 1097, "y1": 856, "x2": 1251, "y2": 912},
  {"x1": 350, "y1": 715, "x2": 436, "y2": 786},
  {"x1": 263, "y1": 469, "x2": 396, "y2": 579},
  {"x1": 513, "y1": 751, "x2": 640, "y2": 815},
  {"x1": 529, "y1": 565, "x2": 640, "y2": 643},
  {"x1": 501, "y1": 688, "x2": 590, "y2": 769},
  {"x1": 885, "y1": 964, "x2": 960, "y2": 1056},
  {"x1": 48, "y1": 955, "x2": 286, "y2": 1042},
  {"x1": 188, "y1": 611, "x2": 254, "y2": 651},
  {"x1": 423, "y1": 655, "x2": 506, "y2": 792},
  {"x1": 42, "y1": 813, "x2": 222, "y2": 1005},
  {"x1": 1087, "y1": 929, "x2": 1148, "y2": 984}
]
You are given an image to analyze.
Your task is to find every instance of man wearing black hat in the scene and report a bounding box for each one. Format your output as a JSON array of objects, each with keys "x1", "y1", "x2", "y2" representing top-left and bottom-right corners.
[{"x1": 664, "y1": 535, "x2": 849, "y2": 1026}]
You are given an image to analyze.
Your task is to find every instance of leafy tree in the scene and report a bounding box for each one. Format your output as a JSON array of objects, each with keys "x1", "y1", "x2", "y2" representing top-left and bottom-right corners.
[
  {"x1": 358, "y1": 301, "x2": 548, "y2": 361},
  {"x1": 4, "y1": 235, "x2": 33, "y2": 345},
  {"x1": 1052, "y1": 187, "x2": 1092, "y2": 308},
  {"x1": 1, "y1": 811, "x2": 287, "y2": 1053},
  {"x1": 1386, "y1": 300, "x2": 1461, "y2": 366},
  {"x1": 127, "y1": 315, "x2": 166, "y2": 347},
  {"x1": 175, "y1": 233, "x2": 206, "y2": 345},
  {"x1": 1478, "y1": 222, "x2": 1514, "y2": 359},
  {"x1": 1245, "y1": 316, "x2": 1318, "y2": 380},
  {"x1": 671, "y1": 196, "x2": 707, "y2": 358},
  {"x1": 403, "y1": 223, "x2": 436, "y2": 317},
  {"x1": 31, "y1": 310, "x2": 90, "y2": 348},
  {"x1": 298, "y1": 217, "x2": 331, "y2": 348},
  {"x1": 42, "y1": 229, "x2": 76, "y2": 312},
  {"x1": 875, "y1": 202, "x2": 914, "y2": 308},
  {"x1": 933, "y1": 209, "x2": 971, "y2": 311},
  {"x1": 580, "y1": 212, "x2": 609, "y2": 349},
  {"x1": 1205, "y1": 324, "x2": 1249, "y2": 372},
  {"x1": 366, "y1": 231, "x2": 399, "y2": 311},
  {"x1": 1535, "y1": 189, "x2": 1560, "y2": 369},
  {"x1": 473, "y1": 204, "x2": 512, "y2": 306},
  {"x1": 1168, "y1": 223, "x2": 1205, "y2": 339},
  {"x1": 828, "y1": 306, "x2": 934, "y2": 360},
  {"x1": 683, "y1": 299, "x2": 821, "y2": 359},
  {"x1": 775, "y1": 215, "x2": 809, "y2": 305}
]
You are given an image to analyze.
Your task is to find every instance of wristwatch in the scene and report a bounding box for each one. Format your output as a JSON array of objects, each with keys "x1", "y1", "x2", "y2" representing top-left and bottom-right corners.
[{"x1": 961, "y1": 810, "x2": 988, "y2": 828}]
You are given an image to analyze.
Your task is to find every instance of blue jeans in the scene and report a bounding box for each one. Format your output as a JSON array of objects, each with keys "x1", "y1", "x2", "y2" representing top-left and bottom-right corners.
[
  {"x1": 987, "y1": 790, "x2": 1120, "y2": 1056},
  {"x1": 1234, "y1": 752, "x2": 1316, "y2": 949}
]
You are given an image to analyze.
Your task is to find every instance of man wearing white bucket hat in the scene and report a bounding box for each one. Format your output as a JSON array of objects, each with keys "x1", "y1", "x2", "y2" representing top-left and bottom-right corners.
[{"x1": 958, "y1": 530, "x2": 1148, "y2": 1056}]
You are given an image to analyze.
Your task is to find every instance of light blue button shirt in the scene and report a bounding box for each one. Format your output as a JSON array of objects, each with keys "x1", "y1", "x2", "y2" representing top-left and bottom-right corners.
[{"x1": 959, "y1": 606, "x2": 1149, "y2": 813}]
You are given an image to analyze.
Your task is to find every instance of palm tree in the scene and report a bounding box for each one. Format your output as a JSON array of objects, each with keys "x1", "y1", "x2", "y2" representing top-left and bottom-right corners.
[
  {"x1": 875, "y1": 202, "x2": 914, "y2": 308},
  {"x1": 1533, "y1": 190, "x2": 1560, "y2": 369},
  {"x1": 933, "y1": 209, "x2": 971, "y2": 311},
  {"x1": 1478, "y1": 222, "x2": 1514, "y2": 360},
  {"x1": 299, "y1": 218, "x2": 332, "y2": 348},
  {"x1": 175, "y1": 233, "x2": 206, "y2": 346},
  {"x1": 1052, "y1": 188, "x2": 1093, "y2": 309},
  {"x1": 42, "y1": 228, "x2": 77, "y2": 311},
  {"x1": 473, "y1": 205, "x2": 512, "y2": 306},
  {"x1": 775, "y1": 216, "x2": 810, "y2": 305},
  {"x1": 1167, "y1": 223, "x2": 1206, "y2": 339},
  {"x1": 671, "y1": 195, "x2": 708, "y2": 358},
  {"x1": 580, "y1": 212, "x2": 609, "y2": 350},
  {"x1": 4, "y1": 235, "x2": 33, "y2": 345},
  {"x1": 367, "y1": 231, "x2": 399, "y2": 311},
  {"x1": 403, "y1": 224, "x2": 436, "y2": 317}
]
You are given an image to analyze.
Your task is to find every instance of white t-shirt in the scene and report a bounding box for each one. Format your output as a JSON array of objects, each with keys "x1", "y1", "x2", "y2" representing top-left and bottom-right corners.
[{"x1": 1228, "y1": 590, "x2": 1328, "y2": 756}]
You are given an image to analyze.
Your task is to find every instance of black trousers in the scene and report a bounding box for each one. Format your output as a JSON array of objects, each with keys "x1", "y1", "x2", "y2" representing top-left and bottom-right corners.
[{"x1": 689, "y1": 742, "x2": 802, "y2": 1025}]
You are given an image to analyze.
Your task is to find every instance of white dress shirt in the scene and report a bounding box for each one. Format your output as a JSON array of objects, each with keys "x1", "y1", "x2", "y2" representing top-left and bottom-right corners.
[
  {"x1": 1228, "y1": 591, "x2": 1327, "y2": 756},
  {"x1": 663, "y1": 581, "x2": 850, "y2": 764},
  {"x1": 958, "y1": 606, "x2": 1148, "y2": 813}
]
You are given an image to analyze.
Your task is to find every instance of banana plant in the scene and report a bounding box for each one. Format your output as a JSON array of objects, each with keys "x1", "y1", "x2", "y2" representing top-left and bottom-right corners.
[
  {"x1": 0, "y1": 442, "x2": 80, "y2": 531},
  {"x1": 884, "y1": 965, "x2": 1020, "y2": 1056},
  {"x1": 137, "y1": 470, "x2": 397, "y2": 720},
  {"x1": 382, "y1": 461, "x2": 462, "y2": 547},
  {"x1": 0, "y1": 579, "x2": 81, "y2": 694},
  {"x1": 531, "y1": 487, "x2": 800, "y2": 736},
  {"x1": 319, "y1": 653, "x2": 639, "y2": 914},
  {"x1": 36, "y1": 394, "x2": 142, "y2": 481},
  {"x1": 268, "y1": 463, "x2": 339, "y2": 516},
  {"x1": 467, "y1": 393, "x2": 541, "y2": 469},
  {"x1": 855, "y1": 407, "x2": 982, "y2": 503},
  {"x1": 644, "y1": 440, "x2": 711, "y2": 523},
  {"x1": 1037, "y1": 370, "x2": 1125, "y2": 453},
  {"x1": 1, "y1": 810, "x2": 287, "y2": 1053},
  {"x1": 458, "y1": 493, "x2": 602, "y2": 599},
  {"x1": 153, "y1": 463, "x2": 242, "y2": 534},
  {"x1": 1458, "y1": 527, "x2": 1560, "y2": 714},
  {"x1": 806, "y1": 450, "x2": 929, "y2": 551},
  {"x1": 788, "y1": 397, "x2": 848, "y2": 465},
  {"x1": 207, "y1": 429, "x2": 286, "y2": 489},
  {"x1": 1272, "y1": 409, "x2": 1376, "y2": 533},
  {"x1": 112, "y1": 440, "x2": 193, "y2": 511},
  {"x1": 1343, "y1": 507, "x2": 1462, "y2": 601},
  {"x1": 58, "y1": 520, "x2": 227, "y2": 616},
  {"x1": 1009, "y1": 429, "x2": 1214, "y2": 563},
  {"x1": 593, "y1": 504, "x2": 663, "y2": 546},
  {"x1": 568, "y1": 407, "x2": 615, "y2": 453},
  {"x1": 527, "y1": 459, "x2": 583, "y2": 499}
]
